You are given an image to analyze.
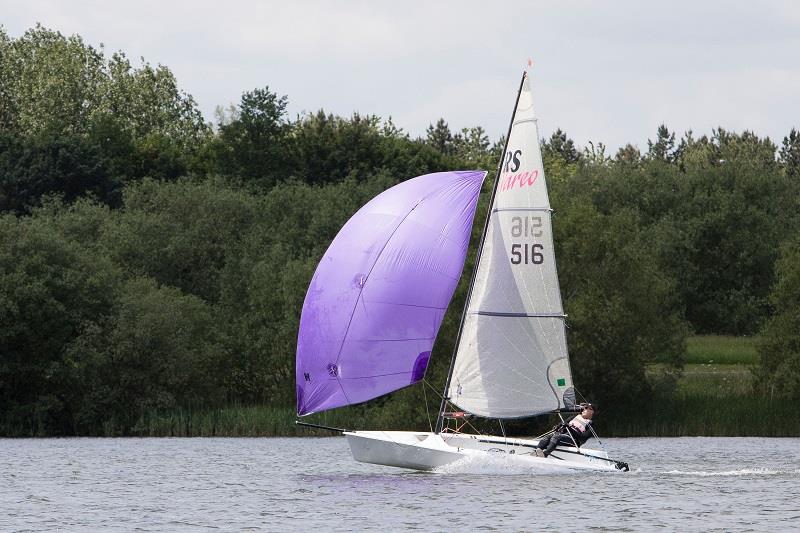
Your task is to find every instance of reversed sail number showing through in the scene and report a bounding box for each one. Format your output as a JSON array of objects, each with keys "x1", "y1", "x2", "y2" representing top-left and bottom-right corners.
[{"x1": 510, "y1": 215, "x2": 544, "y2": 265}]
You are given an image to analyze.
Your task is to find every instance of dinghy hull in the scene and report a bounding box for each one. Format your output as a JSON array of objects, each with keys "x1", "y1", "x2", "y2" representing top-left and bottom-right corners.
[{"x1": 344, "y1": 431, "x2": 626, "y2": 472}]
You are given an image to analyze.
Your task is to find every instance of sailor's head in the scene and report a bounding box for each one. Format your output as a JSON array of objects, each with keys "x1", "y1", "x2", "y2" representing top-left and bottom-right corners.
[{"x1": 580, "y1": 403, "x2": 595, "y2": 418}]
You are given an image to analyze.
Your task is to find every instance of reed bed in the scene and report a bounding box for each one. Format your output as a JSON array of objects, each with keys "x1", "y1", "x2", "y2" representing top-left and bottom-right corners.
[
  {"x1": 603, "y1": 396, "x2": 796, "y2": 437},
  {"x1": 130, "y1": 405, "x2": 372, "y2": 437}
]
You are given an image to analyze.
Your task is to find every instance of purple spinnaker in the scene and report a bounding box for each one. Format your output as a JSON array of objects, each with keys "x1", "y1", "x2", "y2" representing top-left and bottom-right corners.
[{"x1": 296, "y1": 170, "x2": 486, "y2": 416}]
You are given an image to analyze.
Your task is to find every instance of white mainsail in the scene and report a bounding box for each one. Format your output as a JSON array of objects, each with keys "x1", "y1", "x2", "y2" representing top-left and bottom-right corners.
[{"x1": 446, "y1": 73, "x2": 574, "y2": 418}]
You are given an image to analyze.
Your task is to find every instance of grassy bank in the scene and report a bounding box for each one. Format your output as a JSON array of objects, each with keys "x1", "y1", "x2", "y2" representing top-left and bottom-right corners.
[
  {"x1": 602, "y1": 334, "x2": 797, "y2": 436},
  {"x1": 685, "y1": 334, "x2": 757, "y2": 365}
]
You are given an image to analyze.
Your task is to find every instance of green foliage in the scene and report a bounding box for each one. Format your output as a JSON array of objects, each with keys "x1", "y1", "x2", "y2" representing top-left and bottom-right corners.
[
  {"x1": 551, "y1": 193, "x2": 688, "y2": 407},
  {"x1": 780, "y1": 128, "x2": 800, "y2": 179},
  {"x1": 102, "y1": 177, "x2": 258, "y2": 303},
  {"x1": 0, "y1": 207, "x2": 122, "y2": 435},
  {"x1": 289, "y1": 111, "x2": 454, "y2": 185},
  {"x1": 425, "y1": 119, "x2": 455, "y2": 155},
  {"x1": 571, "y1": 126, "x2": 799, "y2": 334},
  {"x1": 0, "y1": 25, "x2": 207, "y2": 143},
  {"x1": 542, "y1": 128, "x2": 580, "y2": 164},
  {"x1": 212, "y1": 87, "x2": 292, "y2": 187},
  {"x1": 754, "y1": 237, "x2": 800, "y2": 399},
  {"x1": 0, "y1": 25, "x2": 209, "y2": 213},
  {"x1": 646, "y1": 124, "x2": 678, "y2": 163},
  {"x1": 0, "y1": 131, "x2": 116, "y2": 212},
  {"x1": 614, "y1": 143, "x2": 642, "y2": 167},
  {"x1": 217, "y1": 174, "x2": 397, "y2": 404},
  {"x1": 65, "y1": 277, "x2": 226, "y2": 434}
]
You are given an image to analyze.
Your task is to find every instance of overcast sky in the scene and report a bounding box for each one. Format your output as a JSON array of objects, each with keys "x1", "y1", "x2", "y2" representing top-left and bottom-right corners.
[{"x1": 3, "y1": 1, "x2": 799, "y2": 151}]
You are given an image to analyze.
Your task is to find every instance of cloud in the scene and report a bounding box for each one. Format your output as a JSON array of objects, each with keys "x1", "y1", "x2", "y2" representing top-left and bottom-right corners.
[{"x1": 3, "y1": 1, "x2": 799, "y2": 149}]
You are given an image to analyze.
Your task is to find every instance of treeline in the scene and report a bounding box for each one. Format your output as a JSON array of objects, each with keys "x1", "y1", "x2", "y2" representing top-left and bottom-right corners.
[{"x1": 1, "y1": 26, "x2": 799, "y2": 436}]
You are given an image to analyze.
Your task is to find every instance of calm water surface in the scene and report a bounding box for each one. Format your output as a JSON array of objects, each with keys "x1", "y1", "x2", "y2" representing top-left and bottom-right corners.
[{"x1": 2, "y1": 437, "x2": 799, "y2": 531}]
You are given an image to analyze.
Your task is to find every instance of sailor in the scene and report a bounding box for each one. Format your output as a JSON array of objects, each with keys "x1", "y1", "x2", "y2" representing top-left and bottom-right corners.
[{"x1": 537, "y1": 403, "x2": 595, "y2": 457}]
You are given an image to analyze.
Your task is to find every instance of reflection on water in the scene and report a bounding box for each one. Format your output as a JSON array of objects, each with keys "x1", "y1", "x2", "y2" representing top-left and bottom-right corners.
[{"x1": 2, "y1": 437, "x2": 799, "y2": 531}]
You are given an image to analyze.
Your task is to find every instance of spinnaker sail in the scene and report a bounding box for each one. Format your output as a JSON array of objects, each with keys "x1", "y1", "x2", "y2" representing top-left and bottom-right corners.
[{"x1": 296, "y1": 170, "x2": 486, "y2": 416}]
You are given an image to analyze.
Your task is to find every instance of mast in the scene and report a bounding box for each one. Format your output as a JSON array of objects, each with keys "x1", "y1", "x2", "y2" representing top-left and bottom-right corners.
[{"x1": 435, "y1": 72, "x2": 528, "y2": 434}]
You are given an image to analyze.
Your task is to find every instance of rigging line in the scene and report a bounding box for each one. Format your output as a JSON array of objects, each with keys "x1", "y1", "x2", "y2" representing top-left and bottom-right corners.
[
  {"x1": 570, "y1": 386, "x2": 605, "y2": 448},
  {"x1": 422, "y1": 379, "x2": 433, "y2": 433},
  {"x1": 421, "y1": 378, "x2": 448, "y2": 405},
  {"x1": 549, "y1": 205, "x2": 574, "y2": 397},
  {"x1": 573, "y1": 387, "x2": 589, "y2": 404},
  {"x1": 557, "y1": 411, "x2": 581, "y2": 449},
  {"x1": 588, "y1": 422, "x2": 605, "y2": 450},
  {"x1": 457, "y1": 415, "x2": 484, "y2": 436}
]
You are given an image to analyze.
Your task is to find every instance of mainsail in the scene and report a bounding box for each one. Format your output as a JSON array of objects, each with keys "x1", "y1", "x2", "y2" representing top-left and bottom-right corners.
[
  {"x1": 296, "y1": 170, "x2": 486, "y2": 416},
  {"x1": 446, "y1": 73, "x2": 574, "y2": 418}
]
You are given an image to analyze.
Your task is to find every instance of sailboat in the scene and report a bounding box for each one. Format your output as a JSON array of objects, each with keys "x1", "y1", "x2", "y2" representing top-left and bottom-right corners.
[{"x1": 296, "y1": 72, "x2": 629, "y2": 472}]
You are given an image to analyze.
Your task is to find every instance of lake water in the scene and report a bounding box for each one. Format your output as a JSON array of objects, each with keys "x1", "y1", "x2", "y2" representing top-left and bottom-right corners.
[{"x1": 2, "y1": 437, "x2": 799, "y2": 531}]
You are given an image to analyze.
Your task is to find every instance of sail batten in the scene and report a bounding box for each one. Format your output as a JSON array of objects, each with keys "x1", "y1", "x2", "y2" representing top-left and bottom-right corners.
[{"x1": 474, "y1": 311, "x2": 566, "y2": 318}]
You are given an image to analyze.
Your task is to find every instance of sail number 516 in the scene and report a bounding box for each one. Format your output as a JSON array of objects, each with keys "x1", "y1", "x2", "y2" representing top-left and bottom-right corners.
[
  {"x1": 510, "y1": 216, "x2": 544, "y2": 265},
  {"x1": 511, "y1": 243, "x2": 544, "y2": 264}
]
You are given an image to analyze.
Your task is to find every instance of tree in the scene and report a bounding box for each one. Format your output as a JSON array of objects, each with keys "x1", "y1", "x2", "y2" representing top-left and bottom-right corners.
[
  {"x1": 582, "y1": 141, "x2": 610, "y2": 166},
  {"x1": 0, "y1": 131, "x2": 118, "y2": 213},
  {"x1": 779, "y1": 128, "x2": 800, "y2": 179},
  {"x1": 289, "y1": 110, "x2": 451, "y2": 185},
  {"x1": 0, "y1": 25, "x2": 105, "y2": 136},
  {"x1": 0, "y1": 25, "x2": 209, "y2": 212},
  {"x1": 452, "y1": 126, "x2": 491, "y2": 168},
  {"x1": 65, "y1": 277, "x2": 227, "y2": 433},
  {"x1": 1, "y1": 25, "x2": 207, "y2": 143},
  {"x1": 668, "y1": 128, "x2": 788, "y2": 333},
  {"x1": 213, "y1": 86, "x2": 291, "y2": 187},
  {"x1": 646, "y1": 124, "x2": 677, "y2": 163},
  {"x1": 553, "y1": 197, "x2": 687, "y2": 408},
  {"x1": 0, "y1": 207, "x2": 122, "y2": 435},
  {"x1": 615, "y1": 143, "x2": 642, "y2": 167},
  {"x1": 425, "y1": 118, "x2": 455, "y2": 155},
  {"x1": 755, "y1": 237, "x2": 800, "y2": 399},
  {"x1": 542, "y1": 128, "x2": 580, "y2": 164},
  {"x1": 101, "y1": 178, "x2": 259, "y2": 304}
]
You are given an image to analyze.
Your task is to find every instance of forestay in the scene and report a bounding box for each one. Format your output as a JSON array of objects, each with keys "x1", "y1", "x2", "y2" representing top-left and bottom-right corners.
[
  {"x1": 296, "y1": 171, "x2": 486, "y2": 416},
  {"x1": 447, "y1": 74, "x2": 574, "y2": 418}
]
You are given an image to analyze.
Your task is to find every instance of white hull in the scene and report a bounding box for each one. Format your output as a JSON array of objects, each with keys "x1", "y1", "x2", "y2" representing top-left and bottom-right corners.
[{"x1": 344, "y1": 431, "x2": 627, "y2": 472}]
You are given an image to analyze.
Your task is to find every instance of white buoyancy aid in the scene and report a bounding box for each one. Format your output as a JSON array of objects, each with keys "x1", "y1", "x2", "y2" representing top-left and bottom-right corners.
[{"x1": 568, "y1": 414, "x2": 591, "y2": 435}]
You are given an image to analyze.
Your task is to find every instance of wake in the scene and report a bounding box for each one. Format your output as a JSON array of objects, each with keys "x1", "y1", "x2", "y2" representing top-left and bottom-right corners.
[
  {"x1": 661, "y1": 468, "x2": 800, "y2": 477},
  {"x1": 433, "y1": 453, "x2": 592, "y2": 475}
]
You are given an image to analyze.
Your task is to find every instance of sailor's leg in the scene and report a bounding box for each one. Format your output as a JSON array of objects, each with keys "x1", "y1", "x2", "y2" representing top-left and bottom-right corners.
[{"x1": 542, "y1": 433, "x2": 561, "y2": 457}]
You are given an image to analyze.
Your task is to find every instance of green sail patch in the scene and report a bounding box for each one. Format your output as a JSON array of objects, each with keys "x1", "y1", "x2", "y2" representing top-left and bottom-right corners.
[{"x1": 557, "y1": 378, "x2": 566, "y2": 387}]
